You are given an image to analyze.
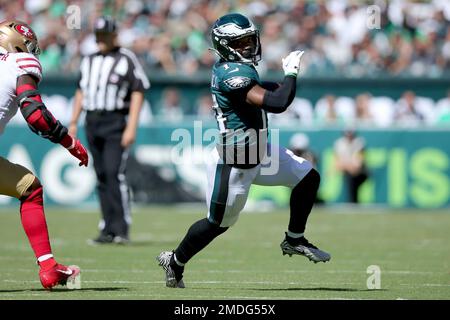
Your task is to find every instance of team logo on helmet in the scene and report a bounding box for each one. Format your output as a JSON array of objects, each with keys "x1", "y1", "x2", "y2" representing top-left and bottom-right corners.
[{"x1": 15, "y1": 24, "x2": 34, "y2": 39}]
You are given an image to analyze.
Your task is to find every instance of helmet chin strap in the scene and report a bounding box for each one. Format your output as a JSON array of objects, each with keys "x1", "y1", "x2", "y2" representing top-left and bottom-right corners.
[
  {"x1": 227, "y1": 45, "x2": 254, "y2": 64},
  {"x1": 209, "y1": 47, "x2": 229, "y2": 62},
  {"x1": 208, "y1": 47, "x2": 221, "y2": 57},
  {"x1": 234, "y1": 50, "x2": 256, "y2": 65}
]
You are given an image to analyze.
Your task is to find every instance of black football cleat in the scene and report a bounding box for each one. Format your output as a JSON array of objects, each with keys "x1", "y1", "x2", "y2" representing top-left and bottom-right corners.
[
  {"x1": 280, "y1": 234, "x2": 331, "y2": 263},
  {"x1": 156, "y1": 251, "x2": 185, "y2": 288}
]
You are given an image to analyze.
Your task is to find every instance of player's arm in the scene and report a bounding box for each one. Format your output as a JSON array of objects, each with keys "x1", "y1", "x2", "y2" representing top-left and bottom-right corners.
[
  {"x1": 16, "y1": 74, "x2": 89, "y2": 167},
  {"x1": 260, "y1": 81, "x2": 281, "y2": 91},
  {"x1": 246, "y1": 51, "x2": 304, "y2": 113},
  {"x1": 246, "y1": 76, "x2": 297, "y2": 113}
]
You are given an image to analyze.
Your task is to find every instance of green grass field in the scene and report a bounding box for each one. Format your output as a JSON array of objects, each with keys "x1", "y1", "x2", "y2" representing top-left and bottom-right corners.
[{"x1": 0, "y1": 206, "x2": 448, "y2": 300}]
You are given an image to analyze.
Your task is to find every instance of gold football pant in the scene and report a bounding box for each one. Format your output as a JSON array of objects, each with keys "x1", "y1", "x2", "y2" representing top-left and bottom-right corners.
[{"x1": 0, "y1": 156, "x2": 35, "y2": 199}]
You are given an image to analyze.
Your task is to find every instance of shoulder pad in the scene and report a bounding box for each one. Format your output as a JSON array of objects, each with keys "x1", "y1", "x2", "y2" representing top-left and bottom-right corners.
[{"x1": 14, "y1": 52, "x2": 42, "y2": 83}]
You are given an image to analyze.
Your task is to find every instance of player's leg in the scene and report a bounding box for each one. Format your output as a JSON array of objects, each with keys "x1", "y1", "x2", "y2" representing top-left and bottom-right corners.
[
  {"x1": 0, "y1": 157, "x2": 53, "y2": 263},
  {"x1": 157, "y1": 217, "x2": 228, "y2": 288},
  {"x1": 0, "y1": 157, "x2": 80, "y2": 289},
  {"x1": 254, "y1": 145, "x2": 330, "y2": 263},
  {"x1": 157, "y1": 149, "x2": 257, "y2": 288}
]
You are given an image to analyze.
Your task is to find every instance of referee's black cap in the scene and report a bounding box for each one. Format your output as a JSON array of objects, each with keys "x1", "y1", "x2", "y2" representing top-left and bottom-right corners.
[{"x1": 94, "y1": 16, "x2": 117, "y2": 33}]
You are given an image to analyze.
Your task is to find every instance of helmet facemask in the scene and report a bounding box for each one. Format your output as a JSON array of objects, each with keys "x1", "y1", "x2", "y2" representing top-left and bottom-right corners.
[
  {"x1": 227, "y1": 32, "x2": 261, "y2": 65},
  {"x1": 25, "y1": 39, "x2": 41, "y2": 56}
]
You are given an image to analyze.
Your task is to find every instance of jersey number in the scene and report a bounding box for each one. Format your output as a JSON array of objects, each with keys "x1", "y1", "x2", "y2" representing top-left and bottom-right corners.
[{"x1": 212, "y1": 94, "x2": 227, "y2": 133}]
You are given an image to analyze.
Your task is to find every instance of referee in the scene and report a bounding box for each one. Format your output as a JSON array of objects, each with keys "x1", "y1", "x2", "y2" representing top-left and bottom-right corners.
[{"x1": 69, "y1": 16, "x2": 150, "y2": 244}]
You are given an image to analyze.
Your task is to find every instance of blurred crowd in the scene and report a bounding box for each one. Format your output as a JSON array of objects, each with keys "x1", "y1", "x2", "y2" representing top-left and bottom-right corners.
[
  {"x1": 158, "y1": 88, "x2": 450, "y2": 127},
  {"x1": 2, "y1": 0, "x2": 450, "y2": 128},
  {"x1": 1, "y1": 0, "x2": 450, "y2": 77},
  {"x1": 7, "y1": 88, "x2": 450, "y2": 128},
  {"x1": 268, "y1": 89, "x2": 450, "y2": 127}
]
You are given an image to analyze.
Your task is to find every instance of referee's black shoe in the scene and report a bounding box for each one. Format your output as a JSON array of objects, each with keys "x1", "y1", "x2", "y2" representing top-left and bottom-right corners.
[
  {"x1": 113, "y1": 235, "x2": 130, "y2": 245},
  {"x1": 87, "y1": 234, "x2": 114, "y2": 245}
]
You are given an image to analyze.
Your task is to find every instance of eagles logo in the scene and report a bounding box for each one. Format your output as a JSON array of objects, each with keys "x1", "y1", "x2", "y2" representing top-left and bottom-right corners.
[
  {"x1": 224, "y1": 76, "x2": 251, "y2": 89},
  {"x1": 15, "y1": 24, "x2": 34, "y2": 39}
]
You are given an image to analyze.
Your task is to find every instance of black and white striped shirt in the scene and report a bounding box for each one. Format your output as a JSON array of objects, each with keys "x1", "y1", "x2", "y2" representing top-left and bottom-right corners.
[{"x1": 78, "y1": 47, "x2": 150, "y2": 111}]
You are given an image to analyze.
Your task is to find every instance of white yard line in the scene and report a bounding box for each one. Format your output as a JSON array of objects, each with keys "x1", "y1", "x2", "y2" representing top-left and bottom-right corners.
[
  {"x1": 0, "y1": 267, "x2": 446, "y2": 277},
  {"x1": 2, "y1": 278, "x2": 447, "y2": 288},
  {"x1": 2, "y1": 279, "x2": 355, "y2": 286},
  {"x1": 0, "y1": 291, "x2": 370, "y2": 300},
  {"x1": 400, "y1": 283, "x2": 450, "y2": 287}
]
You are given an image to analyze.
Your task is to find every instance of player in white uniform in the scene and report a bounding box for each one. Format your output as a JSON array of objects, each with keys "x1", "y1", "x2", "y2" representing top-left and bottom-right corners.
[{"x1": 0, "y1": 20, "x2": 88, "y2": 290}]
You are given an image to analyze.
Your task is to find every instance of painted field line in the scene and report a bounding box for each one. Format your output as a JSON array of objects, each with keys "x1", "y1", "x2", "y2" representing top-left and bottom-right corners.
[
  {"x1": 0, "y1": 292, "x2": 369, "y2": 300},
  {"x1": 2, "y1": 279, "x2": 359, "y2": 286},
  {"x1": 400, "y1": 283, "x2": 450, "y2": 287},
  {"x1": 1, "y1": 267, "x2": 445, "y2": 276},
  {"x1": 94, "y1": 293, "x2": 369, "y2": 300},
  {"x1": 4, "y1": 279, "x2": 447, "y2": 289}
]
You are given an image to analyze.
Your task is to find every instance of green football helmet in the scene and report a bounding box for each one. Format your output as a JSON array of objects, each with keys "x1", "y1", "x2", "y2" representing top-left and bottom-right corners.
[{"x1": 211, "y1": 13, "x2": 261, "y2": 65}]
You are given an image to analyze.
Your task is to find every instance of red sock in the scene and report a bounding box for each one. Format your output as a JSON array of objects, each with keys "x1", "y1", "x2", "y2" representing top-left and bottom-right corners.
[
  {"x1": 39, "y1": 257, "x2": 57, "y2": 271},
  {"x1": 20, "y1": 187, "x2": 53, "y2": 262}
]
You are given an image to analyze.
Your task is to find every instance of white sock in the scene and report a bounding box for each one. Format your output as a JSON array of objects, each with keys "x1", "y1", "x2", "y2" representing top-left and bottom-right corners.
[
  {"x1": 37, "y1": 254, "x2": 54, "y2": 262},
  {"x1": 173, "y1": 254, "x2": 185, "y2": 267},
  {"x1": 287, "y1": 231, "x2": 304, "y2": 239}
]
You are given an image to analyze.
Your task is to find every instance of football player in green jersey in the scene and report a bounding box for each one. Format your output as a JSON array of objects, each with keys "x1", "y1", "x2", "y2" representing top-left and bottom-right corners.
[{"x1": 157, "y1": 13, "x2": 330, "y2": 288}]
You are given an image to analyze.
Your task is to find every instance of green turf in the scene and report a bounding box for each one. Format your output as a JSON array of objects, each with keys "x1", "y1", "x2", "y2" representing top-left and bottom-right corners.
[{"x1": 0, "y1": 206, "x2": 449, "y2": 300}]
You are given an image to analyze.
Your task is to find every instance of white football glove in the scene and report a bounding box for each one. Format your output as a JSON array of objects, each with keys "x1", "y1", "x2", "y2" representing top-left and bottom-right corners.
[{"x1": 282, "y1": 50, "x2": 305, "y2": 77}]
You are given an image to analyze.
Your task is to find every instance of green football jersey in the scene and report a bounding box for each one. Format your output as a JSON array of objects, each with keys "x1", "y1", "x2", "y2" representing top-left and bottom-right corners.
[{"x1": 211, "y1": 61, "x2": 268, "y2": 168}]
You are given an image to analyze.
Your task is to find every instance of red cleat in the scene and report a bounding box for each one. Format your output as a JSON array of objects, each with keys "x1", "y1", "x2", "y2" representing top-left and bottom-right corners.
[{"x1": 39, "y1": 264, "x2": 81, "y2": 290}]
